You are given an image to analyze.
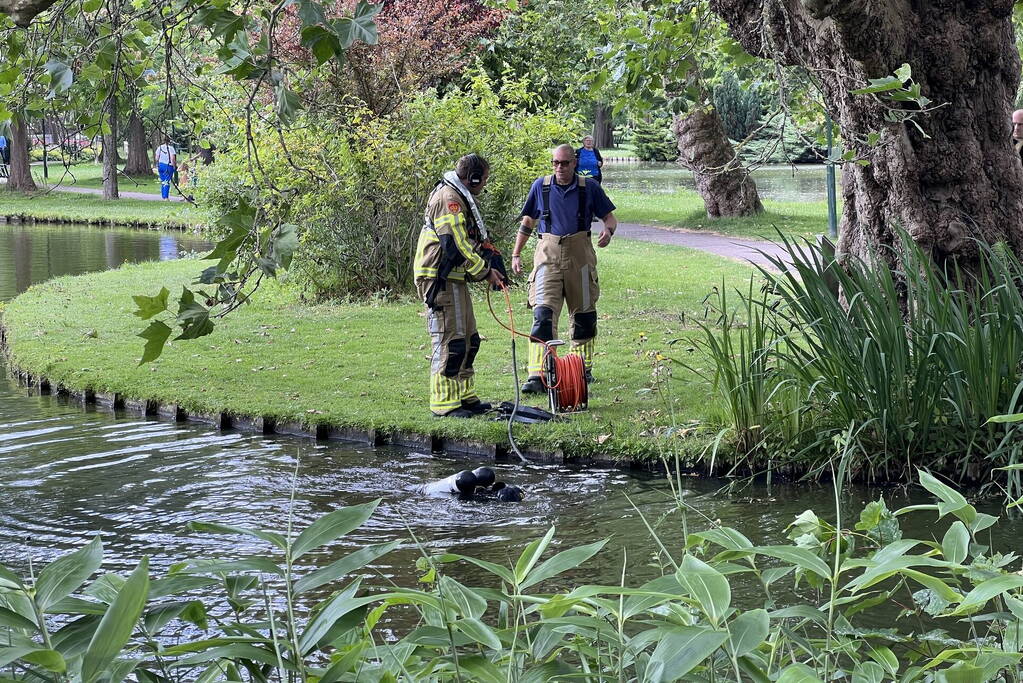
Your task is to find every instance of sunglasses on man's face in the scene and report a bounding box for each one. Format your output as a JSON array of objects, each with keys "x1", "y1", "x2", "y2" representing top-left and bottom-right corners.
[{"x1": 552, "y1": 159, "x2": 574, "y2": 166}]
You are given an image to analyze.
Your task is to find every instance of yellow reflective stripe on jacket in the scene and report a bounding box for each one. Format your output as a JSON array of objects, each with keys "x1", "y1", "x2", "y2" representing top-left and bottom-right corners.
[{"x1": 435, "y1": 212, "x2": 486, "y2": 278}]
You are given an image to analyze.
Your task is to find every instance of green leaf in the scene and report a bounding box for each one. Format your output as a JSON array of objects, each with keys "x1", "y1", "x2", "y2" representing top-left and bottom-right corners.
[
  {"x1": 298, "y1": 0, "x2": 326, "y2": 26},
  {"x1": 646, "y1": 626, "x2": 729, "y2": 681},
  {"x1": 894, "y1": 63, "x2": 912, "y2": 82},
  {"x1": 187, "y1": 521, "x2": 287, "y2": 550},
  {"x1": 182, "y1": 558, "x2": 284, "y2": 576},
  {"x1": 298, "y1": 580, "x2": 363, "y2": 654},
  {"x1": 515, "y1": 527, "x2": 556, "y2": 584},
  {"x1": 35, "y1": 536, "x2": 103, "y2": 611},
  {"x1": 934, "y1": 662, "x2": 986, "y2": 683},
  {"x1": 727, "y1": 608, "x2": 768, "y2": 657},
  {"x1": 294, "y1": 540, "x2": 401, "y2": 594},
  {"x1": 271, "y1": 223, "x2": 299, "y2": 271},
  {"x1": 275, "y1": 84, "x2": 302, "y2": 126},
  {"x1": 131, "y1": 288, "x2": 169, "y2": 321},
  {"x1": 850, "y1": 76, "x2": 904, "y2": 95},
  {"x1": 777, "y1": 662, "x2": 825, "y2": 682},
  {"x1": 333, "y1": 0, "x2": 379, "y2": 48},
  {"x1": 44, "y1": 60, "x2": 73, "y2": 97},
  {"x1": 81, "y1": 557, "x2": 149, "y2": 683},
  {"x1": 852, "y1": 662, "x2": 885, "y2": 683},
  {"x1": 439, "y1": 576, "x2": 486, "y2": 620},
  {"x1": 457, "y1": 618, "x2": 502, "y2": 650},
  {"x1": 753, "y1": 546, "x2": 832, "y2": 581},
  {"x1": 148, "y1": 574, "x2": 218, "y2": 599},
  {"x1": 300, "y1": 25, "x2": 341, "y2": 66},
  {"x1": 0, "y1": 564, "x2": 23, "y2": 590},
  {"x1": 688, "y1": 527, "x2": 753, "y2": 552},
  {"x1": 143, "y1": 600, "x2": 206, "y2": 633},
  {"x1": 519, "y1": 538, "x2": 607, "y2": 590},
  {"x1": 918, "y1": 470, "x2": 975, "y2": 523},
  {"x1": 138, "y1": 321, "x2": 172, "y2": 365},
  {"x1": 675, "y1": 554, "x2": 730, "y2": 626},
  {"x1": 449, "y1": 555, "x2": 515, "y2": 585},
  {"x1": 291, "y1": 500, "x2": 379, "y2": 560},
  {"x1": 0, "y1": 605, "x2": 36, "y2": 632},
  {"x1": 900, "y1": 569, "x2": 960, "y2": 603},
  {"x1": 22, "y1": 649, "x2": 65, "y2": 673},
  {"x1": 988, "y1": 413, "x2": 1023, "y2": 424},
  {"x1": 941, "y1": 521, "x2": 969, "y2": 564},
  {"x1": 951, "y1": 575, "x2": 1023, "y2": 615}
]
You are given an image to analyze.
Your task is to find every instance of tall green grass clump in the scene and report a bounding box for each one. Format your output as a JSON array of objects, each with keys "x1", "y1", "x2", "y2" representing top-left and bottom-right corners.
[
  {"x1": 2, "y1": 471, "x2": 1023, "y2": 681},
  {"x1": 696, "y1": 233, "x2": 1023, "y2": 485}
]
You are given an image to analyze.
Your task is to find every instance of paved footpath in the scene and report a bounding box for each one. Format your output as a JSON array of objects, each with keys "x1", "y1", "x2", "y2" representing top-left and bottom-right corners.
[
  {"x1": 615, "y1": 222, "x2": 793, "y2": 269},
  {"x1": 42, "y1": 184, "x2": 185, "y2": 202},
  {"x1": 24, "y1": 183, "x2": 795, "y2": 267}
]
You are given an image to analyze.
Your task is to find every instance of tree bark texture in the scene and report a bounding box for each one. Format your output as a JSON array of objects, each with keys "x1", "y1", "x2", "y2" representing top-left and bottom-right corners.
[
  {"x1": 124, "y1": 110, "x2": 152, "y2": 176},
  {"x1": 102, "y1": 100, "x2": 119, "y2": 200},
  {"x1": 710, "y1": 0, "x2": 1023, "y2": 268},
  {"x1": 0, "y1": 0, "x2": 58, "y2": 26},
  {"x1": 7, "y1": 114, "x2": 36, "y2": 192},
  {"x1": 592, "y1": 103, "x2": 614, "y2": 149},
  {"x1": 673, "y1": 107, "x2": 764, "y2": 218}
]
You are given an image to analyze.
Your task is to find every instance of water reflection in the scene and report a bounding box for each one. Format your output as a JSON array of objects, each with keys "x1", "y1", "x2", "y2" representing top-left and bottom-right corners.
[
  {"x1": 0, "y1": 221, "x2": 210, "y2": 302},
  {"x1": 603, "y1": 161, "x2": 834, "y2": 203}
]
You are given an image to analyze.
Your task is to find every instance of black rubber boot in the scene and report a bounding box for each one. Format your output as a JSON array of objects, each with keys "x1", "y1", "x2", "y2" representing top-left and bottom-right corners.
[
  {"x1": 584, "y1": 369, "x2": 595, "y2": 385},
  {"x1": 435, "y1": 407, "x2": 477, "y2": 419},
  {"x1": 521, "y1": 376, "x2": 545, "y2": 394},
  {"x1": 461, "y1": 399, "x2": 492, "y2": 415}
]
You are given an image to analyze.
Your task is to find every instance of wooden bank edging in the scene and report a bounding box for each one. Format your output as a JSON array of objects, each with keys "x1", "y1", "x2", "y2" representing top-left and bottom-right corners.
[{"x1": 0, "y1": 321, "x2": 657, "y2": 471}]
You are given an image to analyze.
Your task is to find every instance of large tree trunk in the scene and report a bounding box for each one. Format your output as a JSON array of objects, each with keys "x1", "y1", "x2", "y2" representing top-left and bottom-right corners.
[
  {"x1": 673, "y1": 107, "x2": 764, "y2": 218},
  {"x1": 710, "y1": 0, "x2": 1023, "y2": 269},
  {"x1": 102, "y1": 99, "x2": 119, "y2": 200},
  {"x1": 0, "y1": 0, "x2": 59, "y2": 26},
  {"x1": 592, "y1": 104, "x2": 614, "y2": 149},
  {"x1": 7, "y1": 114, "x2": 36, "y2": 192},
  {"x1": 124, "y1": 110, "x2": 152, "y2": 176}
]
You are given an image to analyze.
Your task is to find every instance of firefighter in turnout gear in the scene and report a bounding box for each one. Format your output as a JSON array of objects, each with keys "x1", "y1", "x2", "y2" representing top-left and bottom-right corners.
[
  {"x1": 414, "y1": 154, "x2": 506, "y2": 418},
  {"x1": 511, "y1": 144, "x2": 618, "y2": 393}
]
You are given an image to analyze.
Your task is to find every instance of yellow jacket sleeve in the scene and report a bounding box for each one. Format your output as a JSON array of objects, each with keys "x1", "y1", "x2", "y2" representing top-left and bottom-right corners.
[{"x1": 431, "y1": 203, "x2": 487, "y2": 279}]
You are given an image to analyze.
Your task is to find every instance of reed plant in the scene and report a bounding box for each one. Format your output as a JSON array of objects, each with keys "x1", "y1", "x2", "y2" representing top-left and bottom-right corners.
[{"x1": 693, "y1": 231, "x2": 1023, "y2": 485}]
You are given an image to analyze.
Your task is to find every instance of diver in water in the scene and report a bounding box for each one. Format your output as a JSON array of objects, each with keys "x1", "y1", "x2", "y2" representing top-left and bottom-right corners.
[{"x1": 421, "y1": 466, "x2": 524, "y2": 502}]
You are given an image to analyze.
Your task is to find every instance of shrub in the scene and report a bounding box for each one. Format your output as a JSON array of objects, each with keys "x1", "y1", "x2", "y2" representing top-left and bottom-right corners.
[
  {"x1": 735, "y1": 119, "x2": 824, "y2": 164},
  {"x1": 631, "y1": 117, "x2": 678, "y2": 162},
  {"x1": 712, "y1": 72, "x2": 763, "y2": 140},
  {"x1": 196, "y1": 78, "x2": 576, "y2": 299}
]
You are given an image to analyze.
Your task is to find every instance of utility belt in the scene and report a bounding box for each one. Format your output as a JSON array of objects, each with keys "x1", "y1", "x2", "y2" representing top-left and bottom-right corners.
[{"x1": 537, "y1": 230, "x2": 591, "y2": 243}]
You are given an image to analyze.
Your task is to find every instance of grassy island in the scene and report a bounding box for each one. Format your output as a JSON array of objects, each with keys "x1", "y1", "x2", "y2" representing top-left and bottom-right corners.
[{"x1": 2, "y1": 237, "x2": 760, "y2": 462}]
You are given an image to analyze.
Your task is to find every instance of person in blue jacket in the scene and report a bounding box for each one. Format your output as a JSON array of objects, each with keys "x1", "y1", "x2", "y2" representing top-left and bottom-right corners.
[{"x1": 576, "y1": 135, "x2": 603, "y2": 183}]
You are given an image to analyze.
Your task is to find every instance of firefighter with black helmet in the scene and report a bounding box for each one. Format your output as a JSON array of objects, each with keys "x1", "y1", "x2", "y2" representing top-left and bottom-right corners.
[
  {"x1": 510, "y1": 144, "x2": 618, "y2": 393},
  {"x1": 414, "y1": 153, "x2": 507, "y2": 417}
]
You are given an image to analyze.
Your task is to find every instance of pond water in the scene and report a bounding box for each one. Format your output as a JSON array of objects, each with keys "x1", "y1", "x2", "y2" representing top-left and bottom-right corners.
[
  {"x1": 603, "y1": 161, "x2": 834, "y2": 203},
  {"x1": 0, "y1": 220, "x2": 1018, "y2": 610}
]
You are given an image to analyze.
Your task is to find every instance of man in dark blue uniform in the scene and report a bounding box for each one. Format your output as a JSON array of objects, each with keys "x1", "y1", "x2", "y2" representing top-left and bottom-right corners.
[{"x1": 510, "y1": 144, "x2": 618, "y2": 392}]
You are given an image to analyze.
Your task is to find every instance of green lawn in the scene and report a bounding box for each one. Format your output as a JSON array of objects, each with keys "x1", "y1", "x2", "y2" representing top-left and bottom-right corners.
[
  {"x1": 2, "y1": 238, "x2": 762, "y2": 462},
  {"x1": 612, "y1": 189, "x2": 832, "y2": 240},
  {"x1": 0, "y1": 188, "x2": 201, "y2": 227}
]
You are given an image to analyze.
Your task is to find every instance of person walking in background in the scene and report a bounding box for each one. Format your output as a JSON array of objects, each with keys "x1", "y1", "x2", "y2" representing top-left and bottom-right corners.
[
  {"x1": 511, "y1": 144, "x2": 617, "y2": 392},
  {"x1": 0, "y1": 133, "x2": 9, "y2": 166},
  {"x1": 576, "y1": 135, "x2": 603, "y2": 183},
  {"x1": 154, "y1": 136, "x2": 177, "y2": 200}
]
